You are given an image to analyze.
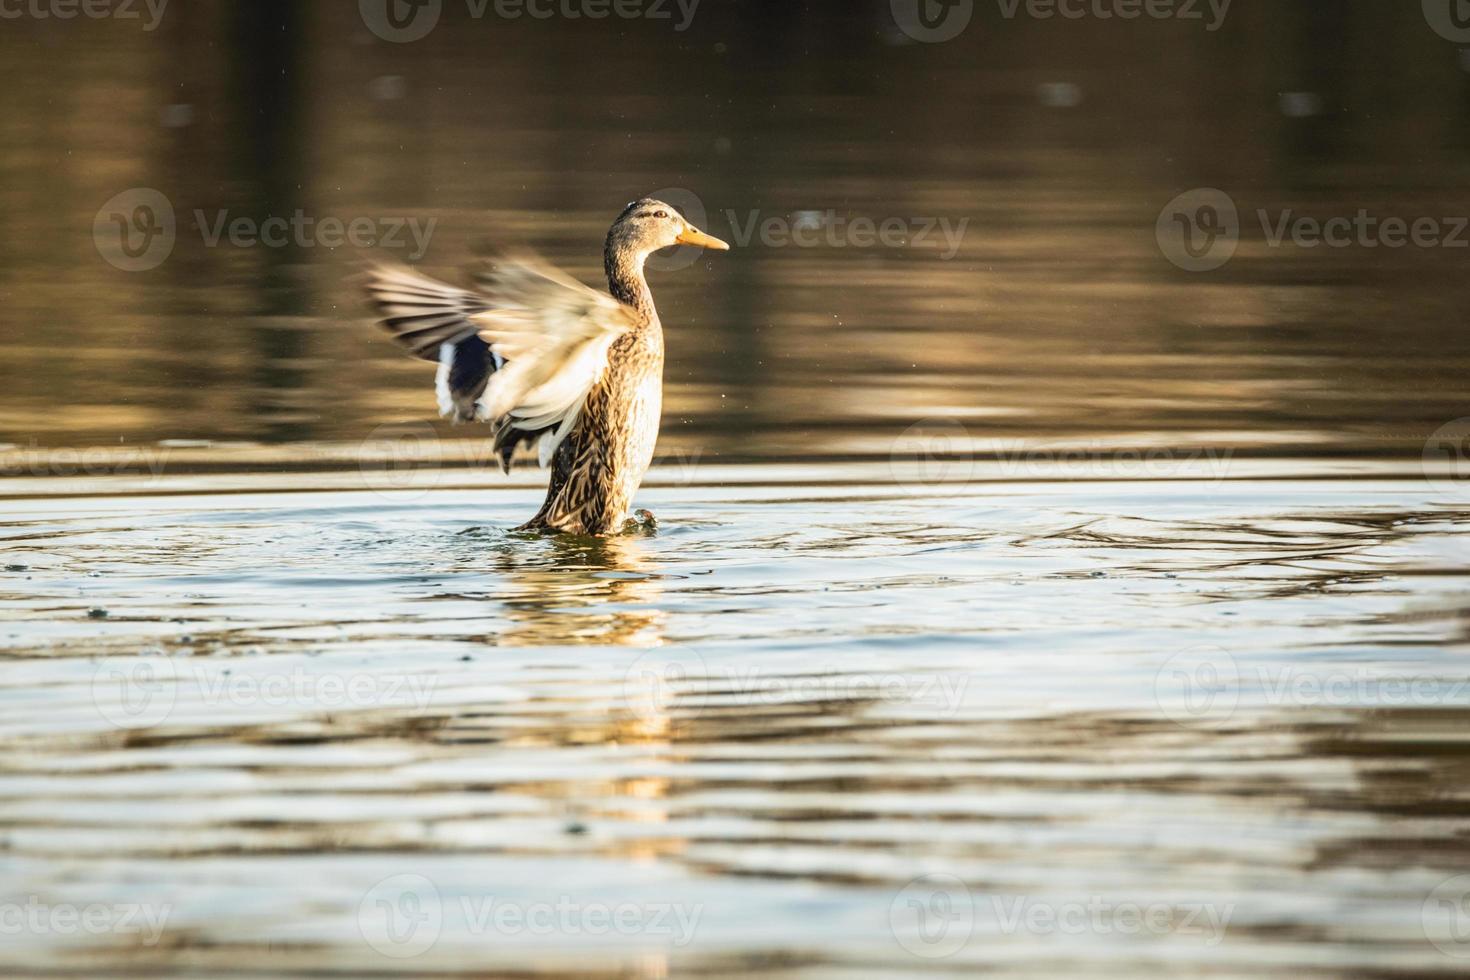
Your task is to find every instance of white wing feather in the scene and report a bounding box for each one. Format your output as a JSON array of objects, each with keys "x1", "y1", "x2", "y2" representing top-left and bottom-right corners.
[{"x1": 470, "y1": 256, "x2": 639, "y2": 466}]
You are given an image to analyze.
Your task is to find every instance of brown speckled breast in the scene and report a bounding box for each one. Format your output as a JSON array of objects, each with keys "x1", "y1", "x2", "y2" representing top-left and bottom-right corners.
[{"x1": 523, "y1": 325, "x2": 664, "y2": 535}]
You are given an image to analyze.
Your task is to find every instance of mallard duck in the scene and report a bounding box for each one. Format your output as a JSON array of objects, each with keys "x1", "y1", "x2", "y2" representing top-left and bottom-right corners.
[{"x1": 364, "y1": 197, "x2": 728, "y2": 535}]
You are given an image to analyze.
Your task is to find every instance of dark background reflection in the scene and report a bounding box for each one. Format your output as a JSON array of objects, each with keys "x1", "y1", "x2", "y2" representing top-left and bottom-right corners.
[{"x1": 2, "y1": 0, "x2": 1468, "y2": 464}]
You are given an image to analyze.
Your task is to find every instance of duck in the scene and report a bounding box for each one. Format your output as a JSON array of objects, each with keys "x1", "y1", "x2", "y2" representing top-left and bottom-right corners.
[{"x1": 364, "y1": 197, "x2": 729, "y2": 535}]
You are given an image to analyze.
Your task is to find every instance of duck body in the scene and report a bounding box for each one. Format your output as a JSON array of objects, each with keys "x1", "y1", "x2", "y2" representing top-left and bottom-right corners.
[
  {"x1": 365, "y1": 197, "x2": 726, "y2": 535},
  {"x1": 526, "y1": 319, "x2": 664, "y2": 533}
]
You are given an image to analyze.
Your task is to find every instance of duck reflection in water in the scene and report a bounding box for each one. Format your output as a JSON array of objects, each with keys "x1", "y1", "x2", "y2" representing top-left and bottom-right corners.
[{"x1": 476, "y1": 529, "x2": 667, "y2": 647}]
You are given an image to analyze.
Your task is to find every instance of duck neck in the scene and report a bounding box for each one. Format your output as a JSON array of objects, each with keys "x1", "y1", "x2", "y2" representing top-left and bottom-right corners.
[{"x1": 604, "y1": 243, "x2": 658, "y2": 322}]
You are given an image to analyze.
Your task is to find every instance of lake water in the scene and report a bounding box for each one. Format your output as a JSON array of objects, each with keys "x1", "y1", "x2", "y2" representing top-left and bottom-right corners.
[
  {"x1": 5, "y1": 463, "x2": 1470, "y2": 975},
  {"x1": 5, "y1": 1, "x2": 1470, "y2": 975}
]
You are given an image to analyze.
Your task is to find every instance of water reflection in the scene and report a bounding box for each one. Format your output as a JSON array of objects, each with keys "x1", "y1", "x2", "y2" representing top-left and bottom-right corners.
[
  {"x1": 2, "y1": 479, "x2": 1470, "y2": 974},
  {"x1": 4, "y1": 3, "x2": 1470, "y2": 462},
  {"x1": 474, "y1": 530, "x2": 668, "y2": 647},
  {"x1": 5, "y1": 0, "x2": 1470, "y2": 973}
]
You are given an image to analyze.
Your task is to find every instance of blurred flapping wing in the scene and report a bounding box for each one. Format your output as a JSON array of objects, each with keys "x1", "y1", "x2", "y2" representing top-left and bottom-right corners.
[
  {"x1": 471, "y1": 255, "x2": 640, "y2": 467},
  {"x1": 364, "y1": 264, "x2": 501, "y2": 422},
  {"x1": 364, "y1": 257, "x2": 638, "y2": 467},
  {"x1": 365, "y1": 264, "x2": 488, "y2": 359}
]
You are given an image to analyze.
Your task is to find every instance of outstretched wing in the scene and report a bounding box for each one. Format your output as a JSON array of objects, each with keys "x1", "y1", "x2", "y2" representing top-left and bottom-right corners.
[
  {"x1": 470, "y1": 255, "x2": 640, "y2": 468},
  {"x1": 362, "y1": 257, "x2": 638, "y2": 471},
  {"x1": 364, "y1": 265, "x2": 498, "y2": 422}
]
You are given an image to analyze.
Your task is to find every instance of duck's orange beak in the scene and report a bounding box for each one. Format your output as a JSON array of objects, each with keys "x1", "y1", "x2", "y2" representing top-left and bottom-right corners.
[{"x1": 676, "y1": 226, "x2": 730, "y2": 250}]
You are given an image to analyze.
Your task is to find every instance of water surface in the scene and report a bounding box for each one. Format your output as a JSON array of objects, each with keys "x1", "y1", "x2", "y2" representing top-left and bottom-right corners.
[
  {"x1": 4, "y1": 465, "x2": 1470, "y2": 975},
  {"x1": 5, "y1": 3, "x2": 1470, "y2": 975}
]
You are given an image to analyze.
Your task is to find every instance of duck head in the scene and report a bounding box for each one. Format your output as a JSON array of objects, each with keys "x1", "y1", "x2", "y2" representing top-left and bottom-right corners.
[{"x1": 606, "y1": 197, "x2": 729, "y2": 261}]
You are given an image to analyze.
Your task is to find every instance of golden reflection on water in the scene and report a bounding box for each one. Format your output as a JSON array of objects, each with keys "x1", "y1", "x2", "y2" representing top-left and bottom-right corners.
[
  {"x1": 5, "y1": 2, "x2": 1470, "y2": 974},
  {"x1": 0, "y1": 484, "x2": 1469, "y2": 974},
  {"x1": 4, "y1": 4, "x2": 1470, "y2": 465},
  {"x1": 489, "y1": 532, "x2": 666, "y2": 648}
]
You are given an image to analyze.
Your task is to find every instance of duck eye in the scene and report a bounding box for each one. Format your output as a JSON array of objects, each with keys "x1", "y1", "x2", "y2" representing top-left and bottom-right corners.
[{"x1": 654, "y1": 210, "x2": 668, "y2": 219}]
